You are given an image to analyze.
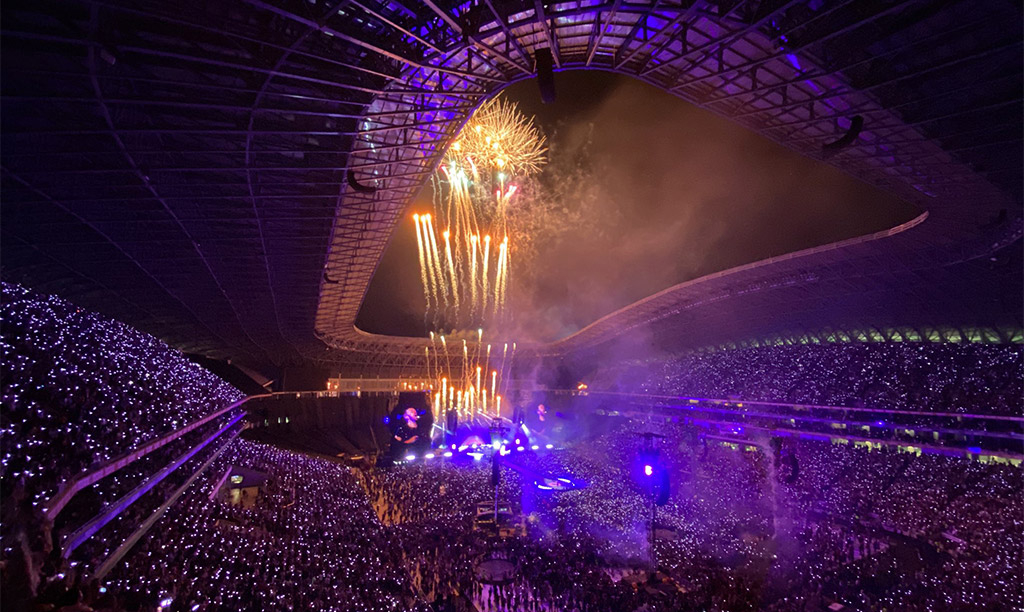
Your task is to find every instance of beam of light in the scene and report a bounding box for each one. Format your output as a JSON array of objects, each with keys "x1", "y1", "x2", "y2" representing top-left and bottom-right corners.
[
  {"x1": 429, "y1": 333, "x2": 438, "y2": 384},
  {"x1": 413, "y1": 214, "x2": 433, "y2": 312},
  {"x1": 424, "y1": 346, "x2": 431, "y2": 389},
  {"x1": 502, "y1": 236, "x2": 510, "y2": 313},
  {"x1": 481, "y1": 234, "x2": 491, "y2": 314},
  {"x1": 499, "y1": 343, "x2": 508, "y2": 397},
  {"x1": 494, "y1": 238, "x2": 508, "y2": 315},
  {"x1": 440, "y1": 335, "x2": 452, "y2": 388},
  {"x1": 441, "y1": 377, "x2": 447, "y2": 415},
  {"x1": 475, "y1": 328, "x2": 485, "y2": 403},
  {"x1": 469, "y1": 234, "x2": 479, "y2": 317},
  {"x1": 424, "y1": 215, "x2": 449, "y2": 310},
  {"x1": 419, "y1": 216, "x2": 442, "y2": 320},
  {"x1": 442, "y1": 229, "x2": 459, "y2": 308}
]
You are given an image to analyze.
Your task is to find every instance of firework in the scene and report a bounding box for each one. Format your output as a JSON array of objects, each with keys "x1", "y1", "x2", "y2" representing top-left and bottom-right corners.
[
  {"x1": 448, "y1": 98, "x2": 547, "y2": 177},
  {"x1": 414, "y1": 98, "x2": 546, "y2": 329},
  {"x1": 411, "y1": 100, "x2": 543, "y2": 424}
]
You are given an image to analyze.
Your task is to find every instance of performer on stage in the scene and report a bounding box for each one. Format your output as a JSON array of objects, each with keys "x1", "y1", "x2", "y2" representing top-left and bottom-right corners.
[
  {"x1": 384, "y1": 392, "x2": 435, "y2": 464},
  {"x1": 530, "y1": 403, "x2": 548, "y2": 434},
  {"x1": 393, "y1": 407, "x2": 421, "y2": 446}
]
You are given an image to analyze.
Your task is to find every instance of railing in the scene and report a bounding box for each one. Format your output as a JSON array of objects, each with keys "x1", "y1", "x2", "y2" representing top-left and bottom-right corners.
[
  {"x1": 62, "y1": 413, "x2": 246, "y2": 558},
  {"x1": 91, "y1": 426, "x2": 244, "y2": 580},
  {"x1": 556, "y1": 389, "x2": 1024, "y2": 422},
  {"x1": 44, "y1": 394, "x2": 267, "y2": 521},
  {"x1": 550, "y1": 389, "x2": 1024, "y2": 459}
]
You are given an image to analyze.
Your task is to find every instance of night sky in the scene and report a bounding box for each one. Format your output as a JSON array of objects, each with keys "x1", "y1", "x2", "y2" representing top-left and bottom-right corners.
[{"x1": 355, "y1": 71, "x2": 919, "y2": 341}]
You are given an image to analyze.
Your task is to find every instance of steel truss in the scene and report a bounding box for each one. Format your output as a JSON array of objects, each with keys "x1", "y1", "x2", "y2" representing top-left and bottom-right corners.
[{"x1": 2, "y1": 0, "x2": 1020, "y2": 377}]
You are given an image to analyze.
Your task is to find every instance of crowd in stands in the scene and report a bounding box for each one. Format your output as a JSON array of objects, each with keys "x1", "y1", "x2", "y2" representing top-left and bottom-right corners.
[
  {"x1": 104, "y1": 439, "x2": 415, "y2": 611},
  {"x1": 2, "y1": 280, "x2": 1021, "y2": 611},
  {"x1": 0, "y1": 282, "x2": 245, "y2": 606},
  {"x1": 51, "y1": 410, "x2": 243, "y2": 544},
  {"x1": 605, "y1": 343, "x2": 1024, "y2": 416},
  {"x1": 21, "y1": 421, "x2": 1018, "y2": 611},
  {"x1": 66, "y1": 421, "x2": 243, "y2": 571},
  {"x1": 1, "y1": 282, "x2": 245, "y2": 521}
]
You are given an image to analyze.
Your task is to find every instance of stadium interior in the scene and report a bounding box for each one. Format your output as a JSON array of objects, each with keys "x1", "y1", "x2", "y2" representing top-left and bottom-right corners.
[{"x1": 1, "y1": 1, "x2": 1022, "y2": 611}]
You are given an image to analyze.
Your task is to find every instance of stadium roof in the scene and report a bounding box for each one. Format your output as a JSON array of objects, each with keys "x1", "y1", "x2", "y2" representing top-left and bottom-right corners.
[{"x1": 2, "y1": 0, "x2": 1021, "y2": 375}]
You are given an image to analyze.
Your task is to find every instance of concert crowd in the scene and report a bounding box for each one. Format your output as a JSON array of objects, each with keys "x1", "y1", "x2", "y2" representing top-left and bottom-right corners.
[
  {"x1": 621, "y1": 342, "x2": 1023, "y2": 416},
  {"x1": 17, "y1": 421, "x2": 1022, "y2": 612},
  {"x1": 3, "y1": 283, "x2": 1022, "y2": 611}
]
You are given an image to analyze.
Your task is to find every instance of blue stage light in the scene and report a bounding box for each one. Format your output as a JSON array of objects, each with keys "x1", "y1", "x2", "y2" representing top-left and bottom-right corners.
[{"x1": 644, "y1": 464, "x2": 654, "y2": 477}]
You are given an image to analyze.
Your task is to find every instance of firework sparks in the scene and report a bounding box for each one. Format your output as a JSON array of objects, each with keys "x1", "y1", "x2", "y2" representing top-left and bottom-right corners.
[
  {"x1": 449, "y1": 98, "x2": 547, "y2": 177},
  {"x1": 415, "y1": 98, "x2": 546, "y2": 328},
  {"x1": 411, "y1": 99, "x2": 542, "y2": 423}
]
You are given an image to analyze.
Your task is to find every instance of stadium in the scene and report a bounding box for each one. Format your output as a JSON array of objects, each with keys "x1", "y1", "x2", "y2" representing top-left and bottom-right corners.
[{"x1": 1, "y1": 1, "x2": 1021, "y2": 610}]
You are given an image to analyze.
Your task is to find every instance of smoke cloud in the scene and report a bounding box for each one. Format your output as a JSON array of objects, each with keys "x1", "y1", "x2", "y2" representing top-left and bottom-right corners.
[{"x1": 358, "y1": 72, "x2": 918, "y2": 343}]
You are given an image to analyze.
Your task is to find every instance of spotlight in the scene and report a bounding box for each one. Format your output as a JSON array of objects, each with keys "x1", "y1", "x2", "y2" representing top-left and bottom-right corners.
[
  {"x1": 644, "y1": 464, "x2": 654, "y2": 477},
  {"x1": 405, "y1": 454, "x2": 416, "y2": 461}
]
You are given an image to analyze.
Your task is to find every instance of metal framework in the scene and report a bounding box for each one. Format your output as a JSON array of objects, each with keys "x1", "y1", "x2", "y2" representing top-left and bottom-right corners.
[{"x1": 2, "y1": 0, "x2": 1021, "y2": 376}]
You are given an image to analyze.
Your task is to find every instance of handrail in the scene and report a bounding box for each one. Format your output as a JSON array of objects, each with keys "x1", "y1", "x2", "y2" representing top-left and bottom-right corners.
[
  {"x1": 44, "y1": 394, "x2": 268, "y2": 521},
  {"x1": 709, "y1": 422, "x2": 1024, "y2": 461},
  {"x1": 553, "y1": 390, "x2": 1024, "y2": 423},
  {"x1": 62, "y1": 413, "x2": 245, "y2": 558},
  {"x1": 604, "y1": 401, "x2": 1023, "y2": 442},
  {"x1": 91, "y1": 426, "x2": 243, "y2": 580}
]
